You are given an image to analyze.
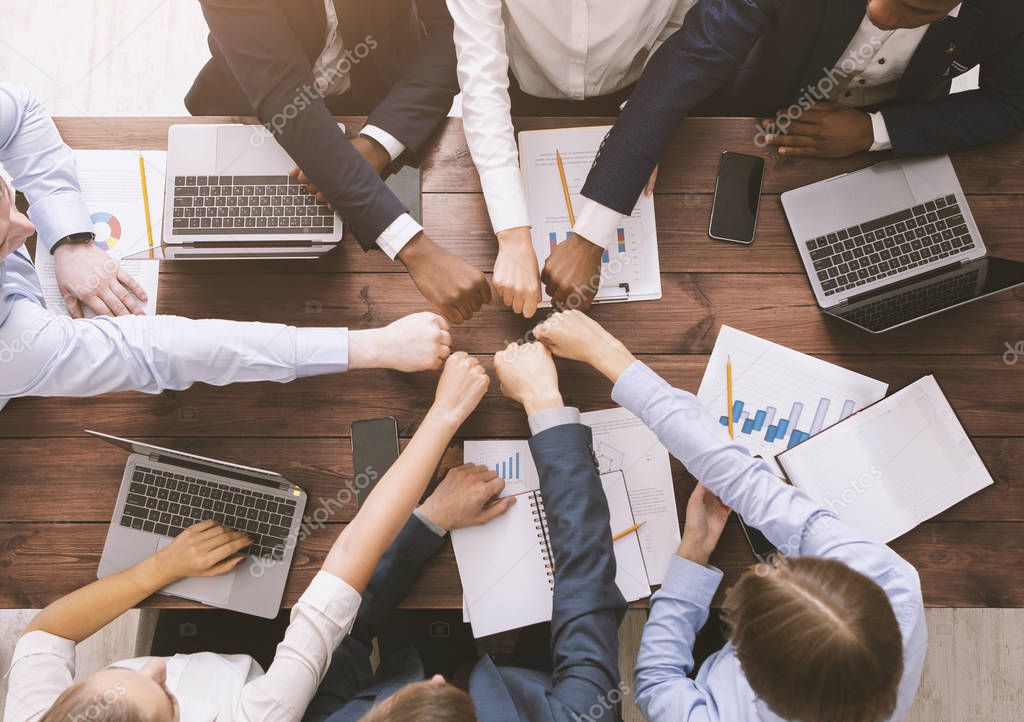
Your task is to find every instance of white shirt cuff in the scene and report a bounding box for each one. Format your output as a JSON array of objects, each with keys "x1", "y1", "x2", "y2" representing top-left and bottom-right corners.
[
  {"x1": 528, "y1": 406, "x2": 581, "y2": 435},
  {"x1": 480, "y1": 166, "x2": 530, "y2": 234},
  {"x1": 869, "y1": 112, "x2": 893, "y2": 152},
  {"x1": 27, "y1": 192, "x2": 93, "y2": 253},
  {"x1": 573, "y1": 197, "x2": 624, "y2": 249},
  {"x1": 375, "y1": 213, "x2": 422, "y2": 260},
  {"x1": 296, "y1": 570, "x2": 363, "y2": 628},
  {"x1": 413, "y1": 507, "x2": 448, "y2": 536},
  {"x1": 360, "y1": 125, "x2": 407, "y2": 163},
  {"x1": 295, "y1": 327, "x2": 349, "y2": 377}
]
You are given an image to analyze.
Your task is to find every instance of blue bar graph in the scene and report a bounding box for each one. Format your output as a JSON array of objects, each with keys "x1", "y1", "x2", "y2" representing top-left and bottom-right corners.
[
  {"x1": 719, "y1": 396, "x2": 858, "y2": 448},
  {"x1": 495, "y1": 451, "x2": 522, "y2": 481}
]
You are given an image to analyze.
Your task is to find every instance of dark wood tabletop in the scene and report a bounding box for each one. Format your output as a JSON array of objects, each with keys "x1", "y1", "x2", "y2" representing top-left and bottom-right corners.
[{"x1": 1, "y1": 116, "x2": 1022, "y2": 610}]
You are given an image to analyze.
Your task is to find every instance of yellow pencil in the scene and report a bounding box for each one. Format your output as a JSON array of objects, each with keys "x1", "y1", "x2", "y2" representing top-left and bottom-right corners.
[
  {"x1": 138, "y1": 155, "x2": 155, "y2": 257},
  {"x1": 612, "y1": 522, "x2": 645, "y2": 542},
  {"x1": 555, "y1": 149, "x2": 575, "y2": 226},
  {"x1": 726, "y1": 355, "x2": 735, "y2": 439}
]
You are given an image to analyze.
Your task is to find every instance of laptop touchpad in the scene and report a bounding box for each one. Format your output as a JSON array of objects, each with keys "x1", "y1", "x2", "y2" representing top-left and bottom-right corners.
[
  {"x1": 840, "y1": 164, "x2": 916, "y2": 222},
  {"x1": 215, "y1": 127, "x2": 294, "y2": 175},
  {"x1": 156, "y1": 538, "x2": 236, "y2": 604}
]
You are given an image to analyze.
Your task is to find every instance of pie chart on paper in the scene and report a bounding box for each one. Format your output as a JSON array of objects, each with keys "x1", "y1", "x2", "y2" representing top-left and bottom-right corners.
[{"x1": 90, "y1": 211, "x2": 121, "y2": 251}]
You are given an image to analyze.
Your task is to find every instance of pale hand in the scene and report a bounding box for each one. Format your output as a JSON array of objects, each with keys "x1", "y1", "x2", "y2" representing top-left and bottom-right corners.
[
  {"x1": 493, "y1": 341, "x2": 562, "y2": 415},
  {"x1": 493, "y1": 227, "x2": 541, "y2": 318},
  {"x1": 533, "y1": 309, "x2": 635, "y2": 382},
  {"x1": 430, "y1": 351, "x2": 490, "y2": 427},
  {"x1": 153, "y1": 520, "x2": 252, "y2": 581},
  {"x1": 54, "y1": 242, "x2": 147, "y2": 317},
  {"x1": 350, "y1": 312, "x2": 452, "y2": 372},
  {"x1": 678, "y1": 484, "x2": 731, "y2": 566},
  {"x1": 419, "y1": 463, "x2": 516, "y2": 530}
]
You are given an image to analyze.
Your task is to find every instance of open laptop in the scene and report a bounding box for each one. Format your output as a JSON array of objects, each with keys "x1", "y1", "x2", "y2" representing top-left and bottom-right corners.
[
  {"x1": 91, "y1": 430, "x2": 307, "y2": 619},
  {"x1": 782, "y1": 156, "x2": 1024, "y2": 333}
]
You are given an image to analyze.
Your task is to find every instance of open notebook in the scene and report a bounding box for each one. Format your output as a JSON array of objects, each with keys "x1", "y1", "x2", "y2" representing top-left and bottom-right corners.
[
  {"x1": 452, "y1": 468, "x2": 651, "y2": 638},
  {"x1": 777, "y1": 375, "x2": 994, "y2": 543}
]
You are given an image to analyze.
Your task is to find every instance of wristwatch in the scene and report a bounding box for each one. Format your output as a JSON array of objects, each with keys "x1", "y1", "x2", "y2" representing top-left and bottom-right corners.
[{"x1": 50, "y1": 230, "x2": 96, "y2": 254}]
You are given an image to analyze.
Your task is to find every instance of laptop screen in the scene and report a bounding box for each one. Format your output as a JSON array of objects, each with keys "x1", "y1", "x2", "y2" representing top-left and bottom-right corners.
[{"x1": 826, "y1": 257, "x2": 1024, "y2": 333}]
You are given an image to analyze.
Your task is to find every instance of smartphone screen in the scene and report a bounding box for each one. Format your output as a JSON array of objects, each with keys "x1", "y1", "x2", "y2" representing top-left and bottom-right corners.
[
  {"x1": 351, "y1": 417, "x2": 400, "y2": 507},
  {"x1": 709, "y1": 151, "x2": 766, "y2": 244}
]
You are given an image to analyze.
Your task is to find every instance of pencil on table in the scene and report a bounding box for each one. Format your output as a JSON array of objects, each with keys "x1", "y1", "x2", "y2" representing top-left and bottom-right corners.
[
  {"x1": 555, "y1": 149, "x2": 576, "y2": 226},
  {"x1": 612, "y1": 522, "x2": 645, "y2": 542},
  {"x1": 726, "y1": 355, "x2": 735, "y2": 440}
]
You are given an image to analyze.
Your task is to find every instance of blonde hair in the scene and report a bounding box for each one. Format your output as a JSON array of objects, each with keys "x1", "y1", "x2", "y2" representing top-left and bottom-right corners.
[
  {"x1": 39, "y1": 680, "x2": 149, "y2": 722},
  {"x1": 722, "y1": 555, "x2": 904, "y2": 722},
  {"x1": 358, "y1": 680, "x2": 476, "y2": 722}
]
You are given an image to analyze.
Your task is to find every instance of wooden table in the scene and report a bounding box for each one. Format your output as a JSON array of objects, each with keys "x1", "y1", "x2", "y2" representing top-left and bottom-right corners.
[{"x1": 1, "y1": 116, "x2": 1022, "y2": 610}]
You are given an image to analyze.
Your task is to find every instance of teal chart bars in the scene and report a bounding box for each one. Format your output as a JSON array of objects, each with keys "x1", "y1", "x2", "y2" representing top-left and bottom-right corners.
[{"x1": 720, "y1": 397, "x2": 858, "y2": 449}]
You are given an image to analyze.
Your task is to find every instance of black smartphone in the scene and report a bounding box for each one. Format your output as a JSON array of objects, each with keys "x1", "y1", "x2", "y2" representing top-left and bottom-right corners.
[
  {"x1": 737, "y1": 514, "x2": 778, "y2": 564},
  {"x1": 709, "y1": 151, "x2": 766, "y2": 245},
  {"x1": 351, "y1": 417, "x2": 400, "y2": 508}
]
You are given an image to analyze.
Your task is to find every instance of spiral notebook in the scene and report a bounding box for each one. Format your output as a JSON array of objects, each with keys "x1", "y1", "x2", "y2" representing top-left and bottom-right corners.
[{"x1": 452, "y1": 468, "x2": 651, "y2": 638}]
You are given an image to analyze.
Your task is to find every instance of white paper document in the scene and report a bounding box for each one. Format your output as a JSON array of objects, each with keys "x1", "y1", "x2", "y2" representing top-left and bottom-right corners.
[
  {"x1": 697, "y1": 326, "x2": 889, "y2": 473},
  {"x1": 33, "y1": 150, "x2": 164, "y2": 317},
  {"x1": 778, "y1": 376, "x2": 994, "y2": 543},
  {"x1": 519, "y1": 125, "x2": 661, "y2": 304}
]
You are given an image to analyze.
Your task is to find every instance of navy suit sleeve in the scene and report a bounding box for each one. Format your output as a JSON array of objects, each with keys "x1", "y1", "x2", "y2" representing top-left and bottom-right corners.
[
  {"x1": 529, "y1": 423, "x2": 627, "y2": 722},
  {"x1": 197, "y1": 0, "x2": 408, "y2": 250},
  {"x1": 882, "y1": 36, "x2": 1024, "y2": 156},
  {"x1": 365, "y1": 0, "x2": 459, "y2": 155},
  {"x1": 581, "y1": 0, "x2": 776, "y2": 215},
  {"x1": 302, "y1": 515, "x2": 446, "y2": 722}
]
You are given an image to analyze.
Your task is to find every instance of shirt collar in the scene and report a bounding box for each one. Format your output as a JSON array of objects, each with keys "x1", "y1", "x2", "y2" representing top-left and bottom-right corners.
[{"x1": 949, "y1": 3, "x2": 962, "y2": 18}]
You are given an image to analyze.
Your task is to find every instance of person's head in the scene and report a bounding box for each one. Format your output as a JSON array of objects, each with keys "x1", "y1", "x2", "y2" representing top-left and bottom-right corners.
[
  {"x1": 722, "y1": 555, "x2": 903, "y2": 722},
  {"x1": 866, "y1": 0, "x2": 960, "y2": 31},
  {"x1": 358, "y1": 675, "x2": 477, "y2": 722},
  {"x1": 0, "y1": 179, "x2": 35, "y2": 263},
  {"x1": 40, "y1": 660, "x2": 178, "y2": 722}
]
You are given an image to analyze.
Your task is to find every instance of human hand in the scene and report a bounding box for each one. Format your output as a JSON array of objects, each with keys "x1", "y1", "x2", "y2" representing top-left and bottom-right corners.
[
  {"x1": 429, "y1": 351, "x2": 490, "y2": 428},
  {"x1": 419, "y1": 463, "x2": 516, "y2": 530},
  {"x1": 54, "y1": 242, "x2": 147, "y2": 317},
  {"x1": 349, "y1": 312, "x2": 452, "y2": 372},
  {"x1": 645, "y1": 165, "x2": 658, "y2": 197},
  {"x1": 494, "y1": 341, "x2": 562, "y2": 416},
  {"x1": 533, "y1": 310, "x2": 635, "y2": 382},
  {"x1": 761, "y1": 103, "x2": 874, "y2": 158},
  {"x1": 678, "y1": 484, "x2": 731, "y2": 566},
  {"x1": 399, "y1": 233, "x2": 492, "y2": 324},
  {"x1": 540, "y1": 232, "x2": 605, "y2": 311},
  {"x1": 494, "y1": 226, "x2": 541, "y2": 318},
  {"x1": 151, "y1": 520, "x2": 252, "y2": 582}
]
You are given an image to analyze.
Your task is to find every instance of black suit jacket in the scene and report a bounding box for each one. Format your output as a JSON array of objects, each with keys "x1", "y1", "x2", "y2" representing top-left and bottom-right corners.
[
  {"x1": 303, "y1": 422, "x2": 627, "y2": 722},
  {"x1": 187, "y1": 0, "x2": 458, "y2": 249},
  {"x1": 583, "y1": 0, "x2": 1024, "y2": 215}
]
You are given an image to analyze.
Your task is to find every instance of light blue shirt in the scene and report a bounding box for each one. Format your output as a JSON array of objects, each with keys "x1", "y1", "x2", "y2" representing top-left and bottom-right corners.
[
  {"x1": 611, "y1": 361, "x2": 927, "y2": 722},
  {"x1": 0, "y1": 84, "x2": 349, "y2": 408}
]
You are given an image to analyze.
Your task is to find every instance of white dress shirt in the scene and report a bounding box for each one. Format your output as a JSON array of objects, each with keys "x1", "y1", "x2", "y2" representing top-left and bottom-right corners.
[
  {"x1": 3, "y1": 572, "x2": 361, "y2": 722},
  {"x1": 448, "y1": 0, "x2": 698, "y2": 235},
  {"x1": 574, "y1": 4, "x2": 962, "y2": 250},
  {"x1": 0, "y1": 83, "x2": 350, "y2": 412},
  {"x1": 313, "y1": 0, "x2": 420, "y2": 259}
]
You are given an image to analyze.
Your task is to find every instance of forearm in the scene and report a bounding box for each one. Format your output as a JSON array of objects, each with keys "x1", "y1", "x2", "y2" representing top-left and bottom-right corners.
[
  {"x1": 322, "y1": 409, "x2": 457, "y2": 592},
  {"x1": 447, "y1": 0, "x2": 529, "y2": 233},
  {"x1": 884, "y1": 88, "x2": 1024, "y2": 156},
  {"x1": 24, "y1": 556, "x2": 171, "y2": 642},
  {"x1": 0, "y1": 300, "x2": 349, "y2": 399}
]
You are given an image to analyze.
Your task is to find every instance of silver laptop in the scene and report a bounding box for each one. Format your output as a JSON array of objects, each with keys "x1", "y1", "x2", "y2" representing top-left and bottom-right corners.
[
  {"x1": 130, "y1": 124, "x2": 343, "y2": 260},
  {"x1": 782, "y1": 156, "x2": 1024, "y2": 333},
  {"x1": 91, "y1": 430, "x2": 307, "y2": 619}
]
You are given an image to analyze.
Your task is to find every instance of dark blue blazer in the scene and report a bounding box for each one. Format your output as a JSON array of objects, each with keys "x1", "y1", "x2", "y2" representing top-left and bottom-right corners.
[
  {"x1": 583, "y1": 0, "x2": 1024, "y2": 215},
  {"x1": 304, "y1": 422, "x2": 627, "y2": 722},
  {"x1": 187, "y1": 0, "x2": 458, "y2": 249}
]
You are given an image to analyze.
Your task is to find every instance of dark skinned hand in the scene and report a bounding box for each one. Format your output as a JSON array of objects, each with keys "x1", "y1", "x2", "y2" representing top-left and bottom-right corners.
[
  {"x1": 762, "y1": 102, "x2": 875, "y2": 158},
  {"x1": 541, "y1": 232, "x2": 606, "y2": 311},
  {"x1": 398, "y1": 232, "x2": 492, "y2": 324}
]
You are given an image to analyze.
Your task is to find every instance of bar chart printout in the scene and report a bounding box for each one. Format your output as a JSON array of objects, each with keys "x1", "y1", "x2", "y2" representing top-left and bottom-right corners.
[{"x1": 697, "y1": 326, "x2": 889, "y2": 471}]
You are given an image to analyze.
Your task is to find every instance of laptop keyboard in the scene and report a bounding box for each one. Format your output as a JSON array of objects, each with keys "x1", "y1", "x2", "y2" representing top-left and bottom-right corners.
[
  {"x1": 807, "y1": 195, "x2": 975, "y2": 297},
  {"x1": 171, "y1": 175, "x2": 336, "y2": 236},
  {"x1": 120, "y1": 466, "x2": 296, "y2": 560},
  {"x1": 836, "y1": 269, "x2": 980, "y2": 332}
]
